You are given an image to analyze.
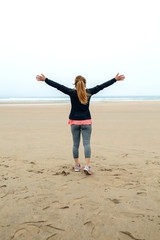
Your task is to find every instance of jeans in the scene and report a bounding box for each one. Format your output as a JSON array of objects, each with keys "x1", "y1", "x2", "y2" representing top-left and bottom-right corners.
[{"x1": 71, "y1": 124, "x2": 92, "y2": 158}]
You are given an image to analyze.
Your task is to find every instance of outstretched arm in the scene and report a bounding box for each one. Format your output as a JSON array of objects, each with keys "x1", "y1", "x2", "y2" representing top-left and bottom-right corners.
[
  {"x1": 36, "y1": 74, "x2": 73, "y2": 96},
  {"x1": 87, "y1": 73, "x2": 125, "y2": 95}
]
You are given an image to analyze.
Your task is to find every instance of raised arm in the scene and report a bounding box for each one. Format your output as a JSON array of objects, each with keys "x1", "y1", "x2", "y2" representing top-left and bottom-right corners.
[
  {"x1": 87, "y1": 73, "x2": 125, "y2": 95},
  {"x1": 36, "y1": 74, "x2": 73, "y2": 96}
]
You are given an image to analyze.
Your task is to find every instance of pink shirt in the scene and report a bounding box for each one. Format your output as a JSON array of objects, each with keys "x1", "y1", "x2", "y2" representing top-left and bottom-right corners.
[{"x1": 68, "y1": 119, "x2": 92, "y2": 125}]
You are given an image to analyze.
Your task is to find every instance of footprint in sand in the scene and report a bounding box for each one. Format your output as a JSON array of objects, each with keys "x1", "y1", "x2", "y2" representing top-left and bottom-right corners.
[
  {"x1": 146, "y1": 160, "x2": 160, "y2": 165},
  {"x1": 2, "y1": 176, "x2": 8, "y2": 180},
  {"x1": 95, "y1": 155, "x2": 106, "y2": 160},
  {"x1": 83, "y1": 221, "x2": 95, "y2": 236},
  {"x1": 108, "y1": 198, "x2": 121, "y2": 204},
  {"x1": 137, "y1": 191, "x2": 147, "y2": 196},
  {"x1": 27, "y1": 169, "x2": 44, "y2": 174},
  {"x1": 0, "y1": 164, "x2": 9, "y2": 168},
  {"x1": 72, "y1": 196, "x2": 87, "y2": 205},
  {"x1": 11, "y1": 176, "x2": 19, "y2": 179},
  {"x1": 83, "y1": 221, "x2": 92, "y2": 225},
  {"x1": 30, "y1": 161, "x2": 36, "y2": 165},
  {"x1": 117, "y1": 168, "x2": 127, "y2": 172},
  {"x1": 100, "y1": 168, "x2": 112, "y2": 172},
  {"x1": 43, "y1": 200, "x2": 60, "y2": 210},
  {"x1": 147, "y1": 215, "x2": 155, "y2": 222},
  {"x1": 54, "y1": 170, "x2": 70, "y2": 176},
  {"x1": 0, "y1": 185, "x2": 7, "y2": 188},
  {"x1": 59, "y1": 206, "x2": 69, "y2": 209},
  {"x1": 120, "y1": 153, "x2": 129, "y2": 158},
  {"x1": 120, "y1": 231, "x2": 145, "y2": 240},
  {"x1": 10, "y1": 228, "x2": 28, "y2": 240},
  {"x1": 54, "y1": 166, "x2": 72, "y2": 176},
  {"x1": 11, "y1": 221, "x2": 61, "y2": 240}
]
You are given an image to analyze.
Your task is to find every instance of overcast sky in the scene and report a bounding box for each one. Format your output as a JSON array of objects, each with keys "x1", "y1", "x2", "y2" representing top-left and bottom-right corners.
[{"x1": 0, "y1": 0, "x2": 159, "y2": 97}]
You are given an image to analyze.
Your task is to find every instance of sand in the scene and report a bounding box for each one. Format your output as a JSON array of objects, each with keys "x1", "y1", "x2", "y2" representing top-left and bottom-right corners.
[{"x1": 0, "y1": 101, "x2": 160, "y2": 240}]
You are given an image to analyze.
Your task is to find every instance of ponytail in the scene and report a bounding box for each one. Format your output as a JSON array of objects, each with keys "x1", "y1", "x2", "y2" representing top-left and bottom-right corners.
[{"x1": 74, "y1": 75, "x2": 89, "y2": 105}]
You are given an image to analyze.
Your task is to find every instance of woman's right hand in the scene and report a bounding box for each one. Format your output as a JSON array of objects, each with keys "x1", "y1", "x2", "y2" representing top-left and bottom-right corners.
[{"x1": 36, "y1": 74, "x2": 46, "y2": 81}]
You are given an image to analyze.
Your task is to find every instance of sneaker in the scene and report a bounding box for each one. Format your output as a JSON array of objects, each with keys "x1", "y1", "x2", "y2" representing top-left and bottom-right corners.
[
  {"x1": 74, "y1": 164, "x2": 82, "y2": 172},
  {"x1": 84, "y1": 165, "x2": 92, "y2": 175}
]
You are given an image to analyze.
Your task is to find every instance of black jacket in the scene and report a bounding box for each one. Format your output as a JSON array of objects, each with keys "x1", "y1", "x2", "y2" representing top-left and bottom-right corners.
[{"x1": 45, "y1": 78, "x2": 117, "y2": 120}]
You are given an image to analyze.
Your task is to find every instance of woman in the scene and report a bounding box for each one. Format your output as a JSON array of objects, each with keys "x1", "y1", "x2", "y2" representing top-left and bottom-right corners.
[{"x1": 36, "y1": 73, "x2": 125, "y2": 175}]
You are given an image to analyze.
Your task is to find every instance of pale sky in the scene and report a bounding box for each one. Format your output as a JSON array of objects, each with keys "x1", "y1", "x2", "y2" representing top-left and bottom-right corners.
[{"x1": 0, "y1": 0, "x2": 160, "y2": 97}]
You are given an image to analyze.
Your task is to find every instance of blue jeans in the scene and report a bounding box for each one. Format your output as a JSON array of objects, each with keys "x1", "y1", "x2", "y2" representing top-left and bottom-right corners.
[{"x1": 71, "y1": 124, "x2": 92, "y2": 158}]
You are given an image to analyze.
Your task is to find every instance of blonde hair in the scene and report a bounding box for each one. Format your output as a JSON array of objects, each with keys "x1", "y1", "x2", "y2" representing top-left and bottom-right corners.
[{"x1": 74, "y1": 75, "x2": 90, "y2": 105}]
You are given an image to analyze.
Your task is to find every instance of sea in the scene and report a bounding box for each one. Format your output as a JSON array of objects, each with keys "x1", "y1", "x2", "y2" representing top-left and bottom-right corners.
[{"x1": 0, "y1": 96, "x2": 160, "y2": 105}]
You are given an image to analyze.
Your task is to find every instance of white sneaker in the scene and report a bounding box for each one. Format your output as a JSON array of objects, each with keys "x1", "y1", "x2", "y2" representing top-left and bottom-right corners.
[{"x1": 84, "y1": 165, "x2": 92, "y2": 175}]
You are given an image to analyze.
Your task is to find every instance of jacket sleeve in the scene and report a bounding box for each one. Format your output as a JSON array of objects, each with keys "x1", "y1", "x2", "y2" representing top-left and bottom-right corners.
[
  {"x1": 45, "y1": 78, "x2": 73, "y2": 96},
  {"x1": 87, "y1": 78, "x2": 117, "y2": 95}
]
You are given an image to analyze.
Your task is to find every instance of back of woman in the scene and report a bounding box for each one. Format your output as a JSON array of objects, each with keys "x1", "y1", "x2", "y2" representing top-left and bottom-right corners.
[{"x1": 36, "y1": 72, "x2": 125, "y2": 175}]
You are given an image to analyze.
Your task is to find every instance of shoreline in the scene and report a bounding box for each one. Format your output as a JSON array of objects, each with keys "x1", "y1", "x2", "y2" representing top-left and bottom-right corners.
[{"x1": 1, "y1": 99, "x2": 160, "y2": 106}]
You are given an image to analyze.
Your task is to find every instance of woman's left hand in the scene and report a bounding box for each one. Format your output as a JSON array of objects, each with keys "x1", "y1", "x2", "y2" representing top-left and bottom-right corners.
[
  {"x1": 36, "y1": 74, "x2": 46, "y2": 81},
  {"x1": 115, "y1": 73, "x2": 125, "y2": 81}
]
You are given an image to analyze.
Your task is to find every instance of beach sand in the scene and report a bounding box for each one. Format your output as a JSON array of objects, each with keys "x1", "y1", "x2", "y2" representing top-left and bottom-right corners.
[{"x1": 0, "y1": 101, "x2": 160, "y2": 240}]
